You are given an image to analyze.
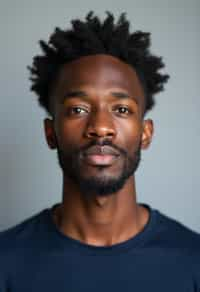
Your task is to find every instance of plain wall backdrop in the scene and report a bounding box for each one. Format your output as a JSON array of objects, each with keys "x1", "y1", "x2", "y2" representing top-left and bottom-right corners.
[{"x1": 0, "y1": 0, "x2": 199, "y2": 232}]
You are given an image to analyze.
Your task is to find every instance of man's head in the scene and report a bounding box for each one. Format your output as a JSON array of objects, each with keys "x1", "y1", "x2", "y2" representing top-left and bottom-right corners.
[
  {"x1": 28, "y1": 12, "x2": 169, "y2": 196},
  {"x1": 29, "y1": 11, "x2": 169, "y2": 117}
]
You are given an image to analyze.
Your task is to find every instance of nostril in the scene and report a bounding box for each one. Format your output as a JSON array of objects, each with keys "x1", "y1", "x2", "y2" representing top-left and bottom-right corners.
[
  {"x1": 85, "y1": 127, "x2": 115, "y2": 139},
  {"x1": 107, "y1": 132, "x2": 114, "y2": 137}
]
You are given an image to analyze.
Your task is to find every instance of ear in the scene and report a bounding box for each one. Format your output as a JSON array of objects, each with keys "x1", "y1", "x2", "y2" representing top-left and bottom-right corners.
[
  {"x1": 43, "y1": 118, "x2": 57, "y2": 149},
  {"x1": 141, "y1": 119, "x2": 154, "y2": 150}
]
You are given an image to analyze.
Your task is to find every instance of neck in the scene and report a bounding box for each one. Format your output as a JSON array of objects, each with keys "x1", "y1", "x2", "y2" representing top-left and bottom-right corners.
[{"x1": 53, "y1": 175, "x2": 149, "y2": 246}]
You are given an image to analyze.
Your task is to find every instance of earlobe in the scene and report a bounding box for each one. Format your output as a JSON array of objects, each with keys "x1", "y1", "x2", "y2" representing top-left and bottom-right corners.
[
  {"x1": 43, "y1": 118, "x2": 57, "y2": 149},
  {"x1": 141, "y1": 119, "x2": 154, "y2": 150}
]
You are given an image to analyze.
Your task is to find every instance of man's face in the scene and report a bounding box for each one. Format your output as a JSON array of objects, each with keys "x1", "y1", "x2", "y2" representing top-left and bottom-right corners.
[{"x1": 45, "y1": 54, "x2": 153, "y2": 196}]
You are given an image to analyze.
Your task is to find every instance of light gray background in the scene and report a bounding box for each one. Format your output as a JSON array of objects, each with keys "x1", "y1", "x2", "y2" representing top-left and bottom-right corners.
[{"x1": 0, "y1": 0, "x2": 199, "y2": 232}]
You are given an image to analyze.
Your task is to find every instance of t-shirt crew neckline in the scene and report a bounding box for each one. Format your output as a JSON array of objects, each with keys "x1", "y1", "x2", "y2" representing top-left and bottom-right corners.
[{"x1": 45, "y1": 203, "x2": 157, "y2": 255}]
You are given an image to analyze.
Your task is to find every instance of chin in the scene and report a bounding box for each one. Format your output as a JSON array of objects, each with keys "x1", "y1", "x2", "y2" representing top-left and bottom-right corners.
[{"x1": 75, "y1": 172, "x2": 131, "y2": 196}]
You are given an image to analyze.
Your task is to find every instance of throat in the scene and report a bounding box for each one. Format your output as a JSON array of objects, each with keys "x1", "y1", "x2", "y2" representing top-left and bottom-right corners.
[{"x1": 51, "y1": 202, "x2": 149, "y2": 247}]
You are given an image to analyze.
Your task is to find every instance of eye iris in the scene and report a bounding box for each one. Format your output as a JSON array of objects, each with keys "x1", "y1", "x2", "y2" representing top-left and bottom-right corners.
[
  {"x1": 73, "y1": 107, "x2": 83, "y2": 113},
  {"x1": 119, "y1": 107, "x2": 128, "y2": 113}
]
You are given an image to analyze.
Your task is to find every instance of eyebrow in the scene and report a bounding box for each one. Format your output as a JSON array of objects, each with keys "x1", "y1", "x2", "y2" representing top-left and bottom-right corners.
[
  {"x1": 62, "y1": 90, "x2": 138, "y2": 104},
  {"x1": 64, "y1": 91, "x2": 87, "y2": 99}
]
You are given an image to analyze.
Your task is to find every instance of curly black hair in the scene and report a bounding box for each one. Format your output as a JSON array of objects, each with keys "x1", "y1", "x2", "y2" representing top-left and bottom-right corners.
[{"x1": 28, "y1": 11, "x2": 169, "y2": 117}]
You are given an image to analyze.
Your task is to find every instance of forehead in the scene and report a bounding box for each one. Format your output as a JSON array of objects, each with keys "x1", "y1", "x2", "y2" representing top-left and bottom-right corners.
[{"x1": 52, "y1": 54, "x2": 145, "y2": 110}]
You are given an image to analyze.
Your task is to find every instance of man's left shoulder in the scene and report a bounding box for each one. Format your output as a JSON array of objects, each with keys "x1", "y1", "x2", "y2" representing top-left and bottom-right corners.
[
  {"x1": 153, "y1": 208, "x2": 200, "y2": 250},
  {"x1": 152, "y1": 208, "x2": 200, "y2": 283}
]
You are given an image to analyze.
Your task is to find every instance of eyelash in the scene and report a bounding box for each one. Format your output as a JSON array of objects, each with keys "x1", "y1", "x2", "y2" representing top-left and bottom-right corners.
[{"x1": 66, "y1": 106, "x2": 133, "y2": 116}]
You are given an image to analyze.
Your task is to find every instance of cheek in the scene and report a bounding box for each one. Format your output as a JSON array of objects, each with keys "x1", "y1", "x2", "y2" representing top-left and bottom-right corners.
[
  {"x1": 116, "y1": 119, "x2": 143, "y2": 148},
  {"x1": 55, "y1": 119, "x2": 83, "y2": 147}
]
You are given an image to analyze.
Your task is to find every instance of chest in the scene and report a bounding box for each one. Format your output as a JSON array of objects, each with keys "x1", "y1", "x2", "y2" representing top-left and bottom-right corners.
[{"x1": 8, "y1": 250, "x2": 194, "y2": 292}]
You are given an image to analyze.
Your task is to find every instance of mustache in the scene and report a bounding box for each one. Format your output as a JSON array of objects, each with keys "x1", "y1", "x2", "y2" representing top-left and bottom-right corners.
[{"x1": 79, "y1": 139, "x2": 127, "y2": 156}]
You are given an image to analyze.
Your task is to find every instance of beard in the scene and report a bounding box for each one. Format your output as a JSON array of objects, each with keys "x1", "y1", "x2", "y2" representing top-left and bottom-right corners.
[{"x1": 56, "y1": 139, "x2": 141, "y2": 197}]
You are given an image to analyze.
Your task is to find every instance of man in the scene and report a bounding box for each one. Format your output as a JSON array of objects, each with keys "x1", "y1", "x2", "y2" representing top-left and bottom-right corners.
[{"x1": 0, "y1": 11, "x2": 199, "y2": 291}]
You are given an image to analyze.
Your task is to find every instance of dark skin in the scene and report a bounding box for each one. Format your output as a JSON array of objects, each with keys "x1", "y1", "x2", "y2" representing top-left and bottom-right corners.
[{"x1": 44, "y1": 54, "x2": 154, "y2": 246}]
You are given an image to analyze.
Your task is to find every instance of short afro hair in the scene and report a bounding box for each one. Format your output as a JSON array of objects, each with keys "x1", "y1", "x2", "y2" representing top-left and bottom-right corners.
[{"x1": 28, "y1": 11, "x2": 169, "y2": 116}]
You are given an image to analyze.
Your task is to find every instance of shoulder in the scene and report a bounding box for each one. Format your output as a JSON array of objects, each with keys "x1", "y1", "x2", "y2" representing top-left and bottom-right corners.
[
  {"x1": 152, "y1": 208, "x2": 200, "y2": 278},
  {"x1": 0, "y1": 208, "x2": 49, "y2": 253},
  {"x1": 153, "y1": 208, "x2": 200, "y2": 249},
  {"x1": 0, "y1": 207, "x2": 51, "y2": 289},
  {"x1": 148, "y1": 207, "x2": 200, "y2": 285}
]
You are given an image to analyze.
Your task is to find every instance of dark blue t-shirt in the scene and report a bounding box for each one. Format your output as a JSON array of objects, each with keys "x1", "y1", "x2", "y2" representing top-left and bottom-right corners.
[{"x1": 0, "y1": 203, "x2": 200, "y2": 292}]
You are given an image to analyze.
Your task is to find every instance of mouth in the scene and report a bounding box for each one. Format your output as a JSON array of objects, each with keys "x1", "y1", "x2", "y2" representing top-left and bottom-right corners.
[
  {"x1": 82, "y1": 154, "x2": 120, "y2": 166},
  {"x1": 80, "y1": 145, "x2": 121, "y2": 166}
]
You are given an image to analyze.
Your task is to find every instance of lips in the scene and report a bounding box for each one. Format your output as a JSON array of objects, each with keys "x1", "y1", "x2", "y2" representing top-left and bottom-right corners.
[
  {"x1": 83, "y1": 145, "x2": 120, "y2": 156},
  {"x1": 82, "y1": 145, "x2": 120, "y2": 166}
]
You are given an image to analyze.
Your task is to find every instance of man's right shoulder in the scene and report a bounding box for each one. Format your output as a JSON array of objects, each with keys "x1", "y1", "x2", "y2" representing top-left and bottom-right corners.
[{"x1": 0, "y1": 208, "x2": 49, "y2": 253}]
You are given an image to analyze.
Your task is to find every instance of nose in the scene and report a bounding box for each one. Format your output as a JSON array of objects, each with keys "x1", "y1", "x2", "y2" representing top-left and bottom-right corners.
[{"x1": 84, "y1": 109, "x2": 116, "y2": 139}]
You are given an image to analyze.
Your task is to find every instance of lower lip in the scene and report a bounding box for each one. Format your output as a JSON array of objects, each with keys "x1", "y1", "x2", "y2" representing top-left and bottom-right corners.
[{"x1": 83, "y1": 154, "x2": 119, "y2": 166}]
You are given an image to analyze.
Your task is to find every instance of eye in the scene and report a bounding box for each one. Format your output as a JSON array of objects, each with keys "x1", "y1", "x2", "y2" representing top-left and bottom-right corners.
[
  {"x1": 114, "y1": 105, "x2": 132, "y2": 115},
  {"x1": 66, "y1": 106, "x2": 88, "y2": 116}
]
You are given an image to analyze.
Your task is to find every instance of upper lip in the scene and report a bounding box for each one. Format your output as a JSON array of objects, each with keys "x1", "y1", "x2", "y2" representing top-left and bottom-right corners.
[{"x1": 83, "y1": 145, "x2": 120, "y2": 156}]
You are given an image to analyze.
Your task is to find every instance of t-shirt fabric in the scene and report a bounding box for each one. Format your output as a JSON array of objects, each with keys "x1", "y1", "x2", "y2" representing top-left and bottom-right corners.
[{"x1": 0, "y1": 203, "x2": 199, "y2": 292}]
